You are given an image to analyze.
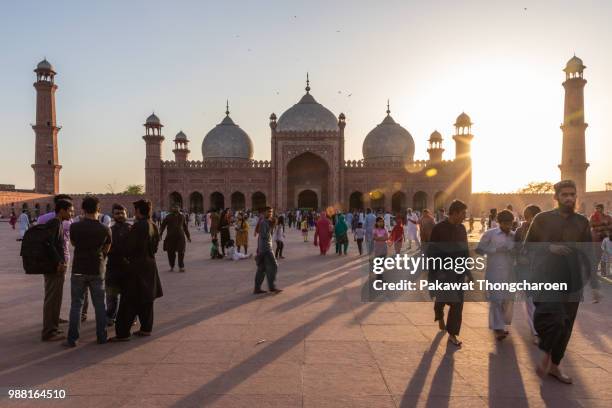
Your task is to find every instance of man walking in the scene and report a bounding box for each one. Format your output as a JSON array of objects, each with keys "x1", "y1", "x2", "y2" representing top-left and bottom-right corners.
[
  {"x1": 476, "y1": 209, "x2": 516, "y2": 340},
  {"x1": 525, "y1": 180, "x2": 601, "y2": 384},
  {"x1": 160, "y1": 205, "x2": 191, "y2": 272},
  {"x1": 254, "y1": 206, "x2": 282, "y2": 294},
  {"x1": 426, "y1": 200, "x2": 472, "y2": 347},
  {"x1": 64, "y1": 196, "x2": 111, "y2": 347}
]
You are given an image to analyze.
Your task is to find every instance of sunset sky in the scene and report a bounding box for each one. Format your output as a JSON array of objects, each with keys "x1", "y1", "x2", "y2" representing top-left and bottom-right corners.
[{"x1": 1, "y1": 0, "x2": 611, "y2": 194}]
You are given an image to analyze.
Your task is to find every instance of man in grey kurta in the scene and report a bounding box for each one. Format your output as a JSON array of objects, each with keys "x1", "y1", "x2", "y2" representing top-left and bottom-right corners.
[{"x1": 254, "y1": 207, "x2": 282, "y2": 294}]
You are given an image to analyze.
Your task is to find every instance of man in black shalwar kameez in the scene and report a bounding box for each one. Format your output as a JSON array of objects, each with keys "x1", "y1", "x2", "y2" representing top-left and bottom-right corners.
[
  {"x1": 524, "y1": 180, "x2": 601, "y2": 384},
  {"x1": 160, "y1": 205, "x2": 191, "y2": 272},
  {"x1": 112, "y1": 199, "x2": 163, "y2": 340},
  {"x1": 426, "y1": 200, "x2": 472, "y2": 347}
]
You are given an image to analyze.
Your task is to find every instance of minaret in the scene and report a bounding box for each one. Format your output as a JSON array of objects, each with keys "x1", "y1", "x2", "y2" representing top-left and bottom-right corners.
[
  {"x1": 559, "y1": 55, "x2": 589, "y2": 195},
  {"x1": 172, "y1": 131, "x2": 190, "y2": 162},
  {"x1": 452, "y1": 112, "x2": 474, "y2": 201},
  {"x1": 32, "y1": 59, "x2": 62, "y2": 194},
  {"x1": 427, "y1": 130, "x2": 444, "y2": 163},
  {"x1": 143, "y1": 113, "x2": 164, "y2": 209}
]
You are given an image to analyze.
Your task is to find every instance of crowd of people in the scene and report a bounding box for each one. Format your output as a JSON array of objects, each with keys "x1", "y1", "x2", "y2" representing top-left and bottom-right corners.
[{"x1": 8, "y1": 178, "x2": 612, "y2": 385}]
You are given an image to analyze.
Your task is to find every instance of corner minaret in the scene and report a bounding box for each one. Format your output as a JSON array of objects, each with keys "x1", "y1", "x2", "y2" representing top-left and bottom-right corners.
[
  {"x1": 143, "y1": 113, "x2": 164, "y2": 209},
  {"x1": 427, "y1": 130, "x2": 444, "y2": 163},
  {"x1": 173, "y1": 131, "x2": 190, "y2": 162},
  {"x1": 559, "y1": 55, "x2": 589, "y2": 195},
  {"x1": 32, "y1": 59, "x2": 61, "y2": 194}
]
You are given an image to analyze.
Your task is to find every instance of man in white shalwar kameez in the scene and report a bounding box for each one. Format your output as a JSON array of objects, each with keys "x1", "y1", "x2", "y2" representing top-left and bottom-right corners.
[
  {"x1": 405, "y1": 208, "x2": 420, "y2": 250},
  {"x1": 17, "y1": 209, "x2": 30, "y2": 241},
  {"x1": 476, "y1": 209, "x2": 516, "y2": 340}
]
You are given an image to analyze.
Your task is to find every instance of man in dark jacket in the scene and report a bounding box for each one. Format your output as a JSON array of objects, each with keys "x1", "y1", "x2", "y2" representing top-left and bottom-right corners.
[
  {"x1": 160, "y1": 205, "x2": 190, "y2": 272},
  {"x1": 112, "y1": 199, "x2": 163, "y2": 341},
  {"x1": 41, "y1": 199, "x2": 74, "y2": 341},
  {"x1": 105, "y1": 204, "x2": 131, "y2": 326}
]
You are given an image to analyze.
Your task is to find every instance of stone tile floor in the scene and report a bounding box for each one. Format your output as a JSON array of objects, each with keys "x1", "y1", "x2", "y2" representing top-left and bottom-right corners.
[{"x1": 0, "y1": 224, "x2": 610, "y2": 407}]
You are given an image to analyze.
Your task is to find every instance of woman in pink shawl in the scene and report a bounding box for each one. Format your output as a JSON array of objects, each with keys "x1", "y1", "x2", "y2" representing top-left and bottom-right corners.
[{"x1": 314, "y1": 211, "x2": 333, "y2": 255}]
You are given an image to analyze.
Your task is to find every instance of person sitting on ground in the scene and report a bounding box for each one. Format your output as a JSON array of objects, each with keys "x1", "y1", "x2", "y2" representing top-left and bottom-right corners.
[{"x1": 225, "y1": 239, "x2": 253, "y2": 261}]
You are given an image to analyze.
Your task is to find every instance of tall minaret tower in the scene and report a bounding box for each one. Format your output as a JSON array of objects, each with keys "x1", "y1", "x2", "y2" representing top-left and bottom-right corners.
[
  {"x1": 143, "y1": 113, "x2": 164, "y2": 209},
  {"x1": 452, "y1": 112, "x2": 474, "y2": 202},
  {"x1": 32, "y1": 59, "x2": 61, "y2": 194},
  {"x1": 559, "y1": 55, "x2": 589, "y2": 195}
]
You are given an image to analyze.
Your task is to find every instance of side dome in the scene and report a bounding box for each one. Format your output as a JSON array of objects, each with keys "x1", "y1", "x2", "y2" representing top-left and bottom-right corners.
[
  {"x1": 202, "y1": 110, "x2": 254, "y2": 160},
  {"x1": 276, "y1": 77, "x2": 338, "y2": 132},
  {"x1": 362, "y1": 107, "x2": 415, "y2": 163}
]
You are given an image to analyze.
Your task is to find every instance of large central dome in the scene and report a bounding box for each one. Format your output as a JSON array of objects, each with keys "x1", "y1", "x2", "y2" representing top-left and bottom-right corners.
[
  {"x1": 202, "y1": 107, "x2": 254, "y2": 160},
  {"x1": 276, "y1": 77, "x2": 338, "y2": 132},
  {"x1": 362, "y1": 105, "x2": 415, "y2": 163}
]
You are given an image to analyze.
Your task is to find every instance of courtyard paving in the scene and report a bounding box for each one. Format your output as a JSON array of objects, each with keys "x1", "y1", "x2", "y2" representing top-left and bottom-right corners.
[{"x1": 0, "y1": 222, "x2": 610, "y2": 407}]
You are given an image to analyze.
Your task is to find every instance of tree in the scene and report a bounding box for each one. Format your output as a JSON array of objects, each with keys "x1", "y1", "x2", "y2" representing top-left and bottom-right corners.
[
  {"x1": 517, "y1": 181, "x2": 554, "y2": 194},
  {"x1": 123, "y1": 184, "x2": 144, "y2": 195}
]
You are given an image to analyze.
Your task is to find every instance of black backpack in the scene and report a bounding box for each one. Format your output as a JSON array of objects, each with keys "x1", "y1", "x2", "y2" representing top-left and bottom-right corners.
[{"x1": 20, "y1": 222, "x2": 59, "y2": 275}]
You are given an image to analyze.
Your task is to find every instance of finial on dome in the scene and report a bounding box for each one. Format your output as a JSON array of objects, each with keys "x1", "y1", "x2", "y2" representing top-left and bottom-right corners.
[
  {"x1": 305, "y1": 72, "x2": 311, "y2": 93},
  {"x1": 225, "y1": 100, "x2": 230, "y2": 116},
  {"x1": 386, "y1": 99, "x2": 391, "y2": 116}
]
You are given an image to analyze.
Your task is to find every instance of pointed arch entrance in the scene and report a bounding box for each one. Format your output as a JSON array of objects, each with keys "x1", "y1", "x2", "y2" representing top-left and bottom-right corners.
[
  {"x1": 297, "y1": 189, "x2": 318, "y2": 209},
  {"x1": 286, "y1": 152, "x2": 329, "y2": 210}
]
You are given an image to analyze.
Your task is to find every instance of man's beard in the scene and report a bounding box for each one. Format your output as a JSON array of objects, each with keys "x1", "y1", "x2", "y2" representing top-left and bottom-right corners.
[{"x1": 559, "y1": 201, "x2": 576, "y2": 213}]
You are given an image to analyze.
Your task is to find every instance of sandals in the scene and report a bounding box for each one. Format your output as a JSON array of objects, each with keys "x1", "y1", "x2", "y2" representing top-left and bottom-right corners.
[
  {"x1": 448, "y1": 335, "x2": 462, "y2": 347},
  {"x1": 548, "y1": 370, "x2": 573, "y2": 384}
]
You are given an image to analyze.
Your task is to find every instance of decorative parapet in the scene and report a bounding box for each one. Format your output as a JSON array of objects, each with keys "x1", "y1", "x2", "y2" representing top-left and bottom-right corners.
[
  {"x1": 343, "y1": 159, "x2": 454, "y2": 170},
  {"x1": 161, "y1": 159, "x2": 271, "y2": 169}
]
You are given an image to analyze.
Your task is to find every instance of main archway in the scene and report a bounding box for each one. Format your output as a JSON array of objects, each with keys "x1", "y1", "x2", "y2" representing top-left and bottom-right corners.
[
  {"x1": 286, "y1": 152, "x2": 329, "y2": 210},
  {"x1": 189, "y1": 192, "x2": 204, "y2": 213},
  {"x1": 349, "y1": 191, "x2": 364, "y2": 211},
  {"x1": 297, "y1": 189, "x2": 318, "y2": 209}
]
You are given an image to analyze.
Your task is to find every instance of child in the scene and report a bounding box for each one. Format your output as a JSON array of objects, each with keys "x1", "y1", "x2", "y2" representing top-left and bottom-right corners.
[
  {"x1": 274, "y1": 216, "x2": 286, "y2": 259},
  {"x1": 389, "y1": 219, "x2": 404, "y2": 255},
  {"x1": 301, "y1": 218, "x2": 309, "y2": 242},
  {"x1": 602, "y1": 231, "x2": 612, "y2": 277},
  {"x1": 372, "y1": 216, "x2": 389, "y2": 280},
  {"x1": 373, "y1": 217, "x2": 389, "y2": 256},
  {"x1": 225, "y1": 239, "x2": 253, "y2": 261},
  {"x1": 354, "y1": 222, "x2": 365, "y2": 255},
  {"x1": 210, "y1": 238, "x2": 224, "y2": 259}
]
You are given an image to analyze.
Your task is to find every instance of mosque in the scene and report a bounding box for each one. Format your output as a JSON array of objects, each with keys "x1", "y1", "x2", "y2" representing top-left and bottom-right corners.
[
  {"x1": 143, "y1": 75, "x2": 473, "y2": 213},
  {"x1": 1, "y1": 56, "x2": 611, "y2": 217}
]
